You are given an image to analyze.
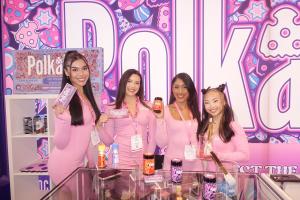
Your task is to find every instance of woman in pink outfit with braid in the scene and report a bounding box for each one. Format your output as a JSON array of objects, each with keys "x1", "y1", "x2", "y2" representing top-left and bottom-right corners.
[
  {"x1": 48, "y1": 51, "x2": 107, "y2": 187},
  {"x1": 199, "y1": 84, "x2": 249, "y2": 165},
  {"x1": 99, "y1": 69, "x2": 156, "y2": 169},
  {"x1": 154, "y1": 73, "x2": 202, "y2": 171}
]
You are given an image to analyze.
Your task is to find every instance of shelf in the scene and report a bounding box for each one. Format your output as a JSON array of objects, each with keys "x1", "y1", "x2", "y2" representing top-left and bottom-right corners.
[
  {"x1": 14, "y1": 175, "x2": 51, "y2": 200},
  {"x1": 12, "y1": 134, "x2": 50, "y2": 138},
  {"x1": 14, "y1": 172, "x2": 49, "y2": 176},
  {"x1": 5, "y1": 94, "x2": 56, "y2": 200}
]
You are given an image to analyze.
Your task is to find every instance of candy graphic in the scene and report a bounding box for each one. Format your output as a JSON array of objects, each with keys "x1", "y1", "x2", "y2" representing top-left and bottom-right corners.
[
  {"x1": 133, "y1": 4, "x2": 151, "y2": 22},
  {"x1": 257, "y1": 5, "x2": 300, "y2": 59},
  {"x1": 3, "y1": 24, "x2": 10, "y2": 47},
  {"x1": 248, "y1": 72, "x2": 260, "y2": 89},
  {"x1": 269, "y1": 137, "x2": 281, "y2": 144},
  {"x1": 4, "y1": 0, "x2": 30, "y2": 24},
  {"x1": 157, "y1": 4, "x2": 170, "y2": 32},
  {"x1": 44, "y1": 0, "x2": 55, "y2": 5},
  {"x1": 115, "y1": 9, "x2": 134, "y2": 34},
  {"x1": 33, "y1": 7, "x2": 56, "y2": 30},
  {"x1": 255, "y1": 131, "x2": 268, "y2": 142},
  {"x1": 100, "y1": 89, "x2": 110, "y2": 107},
  {"x1": 245, "y1": 1, "x2": 268, "y2": 22},
  {"x1": 5, "y1": 49, "x2": 15, "y2": 72},
  {"x1": 39, "y1": 25, "x2": 60, "y2": 47},
  {"x1": 15, "y1": 21, "x2": 39, "y2": 49},
  {"x1": 279, "y1": 134, "x2": 299, "y2": 144},
  {"x1": 118, "y1": 0, "x2": 145, "y2": 11}
]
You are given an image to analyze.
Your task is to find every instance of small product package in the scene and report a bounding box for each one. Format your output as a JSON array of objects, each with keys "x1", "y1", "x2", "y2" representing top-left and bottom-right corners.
[{"x1": 55, "y1": 83, "x2": 77, "y2": 108}]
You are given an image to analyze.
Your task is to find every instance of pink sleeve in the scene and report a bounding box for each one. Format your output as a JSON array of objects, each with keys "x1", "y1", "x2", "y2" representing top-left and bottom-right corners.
[
  {"x1": 53, "y1": 111, "x2": 72, "y2": 149},
  {"x1": 216, "y1": 121, "x2": 250, "y2": 162},
  {"x1": 97, "y1": 105, "x2": 115, "y2": 146},
  {"x1": 145, "y1": 109, "x2": 157, "y2": 153},
  {"x1": 98, "y1": 120, "x2": 114, "y2": 146}
]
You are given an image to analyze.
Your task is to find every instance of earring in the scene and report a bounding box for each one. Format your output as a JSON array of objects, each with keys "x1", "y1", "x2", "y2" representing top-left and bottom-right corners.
[{"x1": 66, "y1": 76, "x2": 69, "y2": 79}]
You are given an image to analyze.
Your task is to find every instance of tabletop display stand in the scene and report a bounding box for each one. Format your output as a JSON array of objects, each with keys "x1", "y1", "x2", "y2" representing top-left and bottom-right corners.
[{"x1": 5, "y1": 94, "x2": 57, "y2": 200}]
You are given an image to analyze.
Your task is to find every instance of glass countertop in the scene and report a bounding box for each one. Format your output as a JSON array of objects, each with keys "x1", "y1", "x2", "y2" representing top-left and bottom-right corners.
[{"x1": 41, "y1": 167, "x2": 286, "y2": 200}]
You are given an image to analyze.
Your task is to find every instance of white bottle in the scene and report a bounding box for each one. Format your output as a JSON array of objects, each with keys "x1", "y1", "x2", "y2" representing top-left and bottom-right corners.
[{"x1": 111, "y1": 143, "x2": 119, "y2": 168}]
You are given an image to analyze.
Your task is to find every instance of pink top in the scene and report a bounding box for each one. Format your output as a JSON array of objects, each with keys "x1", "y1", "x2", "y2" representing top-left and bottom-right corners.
[
  {"x1": 99, "y1": 102, "x2": 156, "y2": 169},
  {"x1": 198, "y1": 121, "x2": 250, "y2": 172},
  {"x1": 48, "y1": 98, "x2": 96, "y2": 185},
  {"x1": 206, "y1": 121, "x2": 250, "y2": 162},
  {"x1": 155, "y1": 106, "x2": 199, "y2": 171}
]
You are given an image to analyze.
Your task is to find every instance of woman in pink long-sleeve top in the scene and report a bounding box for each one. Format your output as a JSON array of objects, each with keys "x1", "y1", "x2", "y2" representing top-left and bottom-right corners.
[
  {"x1": 48, "y1": 51, "x2": 106, "y2": 186},
  {"x1": 199, "y1": 84, "x2": 250, "y2": 166},
  {"x1": 99, "y1": 69, "x2": 156, "y2": 169},
  {"x1": 154, "y1": 73, "x2": 202, "y2": 171}
]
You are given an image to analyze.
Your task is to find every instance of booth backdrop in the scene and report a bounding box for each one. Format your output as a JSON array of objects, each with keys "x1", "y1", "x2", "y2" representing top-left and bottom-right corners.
[{"x1": 1, "y1": 0, "x2": 300, "y2": 173}]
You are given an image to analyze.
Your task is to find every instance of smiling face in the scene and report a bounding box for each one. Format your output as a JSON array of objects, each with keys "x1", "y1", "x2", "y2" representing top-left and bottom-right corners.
[
  {"x1": 125, "y1": 74, "x2": 141, "y2": 97},
  {"x1": 204, "y1": 90, "x2": 225, "y2": 118},
  {"x1": 172, "y1": 78, "x2": 189, "y2": 104},
  {"x1": 64, "y1": 58, "x2": 89, "y2": 90}
]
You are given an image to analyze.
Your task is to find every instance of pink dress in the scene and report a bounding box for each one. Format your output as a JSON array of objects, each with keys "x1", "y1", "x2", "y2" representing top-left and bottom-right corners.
[
  {"x1": 155, "y1": 106, "x2": 199, "y2": 171},
  {"x1": 48, "y1": 98, "x2": 96, "y2": 185},
  {"x1": 99, "y1": 102, "x2": 156, "y2": 169}
]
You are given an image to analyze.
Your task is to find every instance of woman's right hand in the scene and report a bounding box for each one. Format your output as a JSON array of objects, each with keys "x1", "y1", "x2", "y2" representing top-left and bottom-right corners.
[
  {"x1": 153, "y1": 102, "x2": 164, "y2": 119},
  {"x1": 52, "y1": 103, "x2": 66, "y2": 116},
  {"x1": 97, "y1": 113, "x2": 109, "y2": 128},
  {"x1": 197, "y1": 150, "x2": 212, "y2": 160}
]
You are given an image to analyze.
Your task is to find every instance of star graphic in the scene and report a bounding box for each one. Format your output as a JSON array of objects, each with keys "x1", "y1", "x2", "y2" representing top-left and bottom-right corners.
[
  {"x1": 248, "y1": 2, "x2": 267, "y2": 20},
  {"x1": 34, "y1": 8, "x2": 56, "y2": 29}
]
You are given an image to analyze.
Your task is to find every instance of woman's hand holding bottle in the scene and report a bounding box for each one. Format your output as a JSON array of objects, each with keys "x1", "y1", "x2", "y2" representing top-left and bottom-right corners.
[{"x1": 152, "y1": 97, "x2": 164, "y2": 119}]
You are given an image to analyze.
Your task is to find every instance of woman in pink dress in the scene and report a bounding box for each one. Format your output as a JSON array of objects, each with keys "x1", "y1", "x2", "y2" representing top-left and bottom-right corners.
[
  {"x1": 48, "y1": 51, "x2": 106, "y2": 189},
  {"x1": 99, "y1": 69, "x2": 156, "y2": 169},
  {"x1": 154, "y1": 73, "x2": 201, "y2": 170},
  {"x1": 199, "y1": 84, "x2": 249, "y2": 165}
]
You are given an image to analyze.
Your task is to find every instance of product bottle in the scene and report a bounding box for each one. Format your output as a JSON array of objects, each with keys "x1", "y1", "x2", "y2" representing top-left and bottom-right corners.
[
  {"x1": 98, "y1": 144, "x2": 106, "y2": 169},
  {"x1": 202, "y1": 173, "x2": 216, "y2": 200},
  {"x1": 153, "y1": 97, "x2": 163, "y2": 113},
  {"x1": 143, "y1": 153, "x2": 155, "y2": 175},
  {"x1": 111, "y1": 143, "x2": 119, "y2": 168},
  {"x1": 171, "y1": 159, "x2": 183, "y2": 183},
  {"x1": 175, "y1": 185, "x2": 183, "y2": 200}
]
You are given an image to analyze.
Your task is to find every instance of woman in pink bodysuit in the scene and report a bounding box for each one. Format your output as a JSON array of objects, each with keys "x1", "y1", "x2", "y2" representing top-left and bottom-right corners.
[
  {"x1": 99, "y1": 69, "x2": 156, "y2": 169},
  {"x1": 48, "y1": 51, "x2": 106, "y2": 198},
  {"x1": 154, "y1": 73, "x2": 202, "y2": 171},
  {"x1": 199, "y1": 84, "x2": 249, "y2": 165}
]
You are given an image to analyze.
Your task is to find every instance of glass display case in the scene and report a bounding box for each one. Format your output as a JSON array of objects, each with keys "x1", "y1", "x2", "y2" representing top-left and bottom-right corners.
[{"x1": 41, "y1": 167, "x2": 287, "y2": 200}]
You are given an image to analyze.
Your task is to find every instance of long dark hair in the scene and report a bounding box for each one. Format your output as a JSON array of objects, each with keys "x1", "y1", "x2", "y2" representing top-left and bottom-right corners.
[
  {"x1": 199, "y1": 84, "x2": 234, "y2": 142},
  {"x1": 115, "y1": 69, "x2": 149, "y2": 109},
  {"x1": 169, "y1": 73, "x2": 201, "y2": 136},
  {"x1": 61, "y1": 50, "x2": 101, "y2": 125}
]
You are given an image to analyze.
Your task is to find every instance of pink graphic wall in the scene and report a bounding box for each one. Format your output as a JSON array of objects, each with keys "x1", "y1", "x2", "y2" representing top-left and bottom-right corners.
[{"x1": 2, "y1": 0, "x2": 300, "y2": 173}]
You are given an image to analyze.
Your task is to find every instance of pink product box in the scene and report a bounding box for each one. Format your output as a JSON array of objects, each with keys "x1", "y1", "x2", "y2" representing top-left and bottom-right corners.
[
  {"x1": 107, "y1": 108, "x2": 129, "y2": 119},
  {"x1": 55, "y1": 83, "x2": 77, "y2": 108}
]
